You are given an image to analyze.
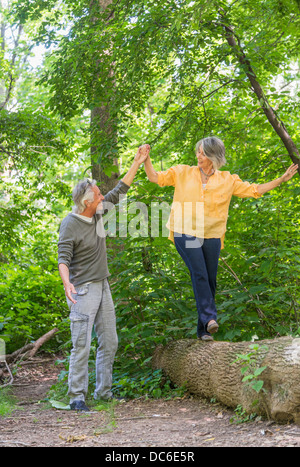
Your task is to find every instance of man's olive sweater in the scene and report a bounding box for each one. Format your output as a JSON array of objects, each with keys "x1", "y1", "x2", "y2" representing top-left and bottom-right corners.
[{"x1": 58, "y1": 181, "x2": 129, "y2": 287}]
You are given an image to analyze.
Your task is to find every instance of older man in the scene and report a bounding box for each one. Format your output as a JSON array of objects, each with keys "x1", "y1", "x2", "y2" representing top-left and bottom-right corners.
[{"x1": 58, "y1": 147, "x2": 148, "y2": 411}]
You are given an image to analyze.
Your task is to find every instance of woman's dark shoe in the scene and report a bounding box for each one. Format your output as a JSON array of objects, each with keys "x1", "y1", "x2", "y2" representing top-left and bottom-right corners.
[
  {"x1": 199, "y1": 334, "x2": 214, "y2": 342},
  {"x1": 207, "y1": 320, "x2": 219, "y2": 334},
  {"x1": 70, "y1": 400, "x2": 90, "y2": 412}
]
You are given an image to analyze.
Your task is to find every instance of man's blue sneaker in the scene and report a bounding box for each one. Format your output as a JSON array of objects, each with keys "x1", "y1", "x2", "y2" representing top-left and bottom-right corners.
[{"x1": 70, "y1": 400, "x2": 90, "y2": 412}]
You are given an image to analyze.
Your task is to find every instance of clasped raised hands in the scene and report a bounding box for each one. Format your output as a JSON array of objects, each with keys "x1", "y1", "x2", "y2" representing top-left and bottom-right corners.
[{"x1": 134, "y1": 144, "x2": 151, "y2": 165}]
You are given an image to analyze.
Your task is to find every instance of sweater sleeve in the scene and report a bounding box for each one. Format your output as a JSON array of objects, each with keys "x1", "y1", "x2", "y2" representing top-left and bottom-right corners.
[
  {"x1": 57, "y1": 217, "x2": 75, "y2": 268},
  {"x1": 104, "y1": 180, "x2": 130, "y2": 205}
]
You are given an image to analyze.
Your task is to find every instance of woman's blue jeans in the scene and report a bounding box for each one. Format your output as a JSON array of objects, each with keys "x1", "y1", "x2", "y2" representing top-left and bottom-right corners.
[{"x1": 174, "y1": 234, "x2": 221, "y2": 337}]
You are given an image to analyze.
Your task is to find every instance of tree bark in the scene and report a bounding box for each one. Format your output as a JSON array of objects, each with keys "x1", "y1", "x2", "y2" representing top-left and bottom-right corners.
[
  {"x1": 91, "y1": 105, "x2": 119, "y2": 193},
  {"x1": 152, "y1": 337, "x2": 300, "y2": 424},
  {"x1": 219, "y1": 19, "x2": 300, "y2": 172},
  {"x1": 90, "y1": 0, "x2": 119, "y2": 193}
]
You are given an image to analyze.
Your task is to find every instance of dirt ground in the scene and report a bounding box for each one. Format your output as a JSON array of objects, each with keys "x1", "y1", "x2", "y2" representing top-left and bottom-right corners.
[{"x1": 1, "y1": 355, "x2": 300, "y2": 448}]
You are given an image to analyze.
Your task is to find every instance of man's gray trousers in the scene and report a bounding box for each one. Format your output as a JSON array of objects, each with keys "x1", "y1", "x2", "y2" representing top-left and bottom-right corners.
[{"x1": 66, "y1": 279, "x2": 118, "y2": 403}]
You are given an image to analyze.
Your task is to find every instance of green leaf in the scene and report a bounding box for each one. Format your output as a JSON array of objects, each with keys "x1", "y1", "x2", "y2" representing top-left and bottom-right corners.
[
  {"x1": 49, "y1": 400, "x2": 70, "y2": 410},
  {"x1": 253, "y1": 366, "x2": 267, "y2": 377},
  {"x1": 251, "y1": 380, "x2": 264, "y2": 393}
]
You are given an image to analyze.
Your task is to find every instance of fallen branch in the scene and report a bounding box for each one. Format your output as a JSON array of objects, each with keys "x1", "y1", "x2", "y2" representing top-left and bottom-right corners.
[
  {"x1": 5, "y1": 328, "x2": 59, "y2": 364},
  {"x1": 0, "y1": 361, "x2": 14, "y2": 388},
  {"x1": 5, "y1": 343, "x2": 35, "y2": 364},
  {"x1": 1, "y1": 328, "x2": 59, "y2": 389},
  {"x1": 28, "y1": 328, "x2": 59, "y2": 358}
]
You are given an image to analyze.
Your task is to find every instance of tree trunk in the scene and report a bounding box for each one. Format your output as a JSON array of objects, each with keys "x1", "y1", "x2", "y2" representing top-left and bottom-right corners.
[
  {"x1": 91, "y1": 105, "x2": 119, "y2": 194},
  {"x1": 152, "y1": 337, "x2": 300, "y2": 424},
  {"x1": 219, "y1": 16, "x2": 300, "y2": 172},
  {"x1": 90, "y1": 0, "x2": 119, "y2": 194}
]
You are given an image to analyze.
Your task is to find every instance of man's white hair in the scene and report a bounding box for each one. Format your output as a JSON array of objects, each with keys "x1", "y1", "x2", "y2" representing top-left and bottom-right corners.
[{"x1": 72, "y1": 179, "x2": 97, "y2": 214}]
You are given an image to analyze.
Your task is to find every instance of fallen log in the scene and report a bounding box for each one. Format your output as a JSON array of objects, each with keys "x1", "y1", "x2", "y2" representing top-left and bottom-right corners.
[{"x1": 152, "y1": 337, "x2": 300, "y2": 424}]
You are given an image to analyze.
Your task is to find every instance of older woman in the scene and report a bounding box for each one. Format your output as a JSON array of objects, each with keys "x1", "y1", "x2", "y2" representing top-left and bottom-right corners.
[{"x1": 142, "y1": 137, "x2": 298, "y2": 341}]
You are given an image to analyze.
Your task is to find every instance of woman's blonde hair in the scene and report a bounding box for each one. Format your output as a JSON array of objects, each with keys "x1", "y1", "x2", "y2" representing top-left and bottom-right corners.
[{"x1": 195, "y1": 136, "x2": 226, "y2": 169}]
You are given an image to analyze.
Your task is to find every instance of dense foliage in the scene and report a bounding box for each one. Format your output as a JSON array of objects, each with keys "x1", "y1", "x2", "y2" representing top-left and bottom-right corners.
[{"x1": 1, "y1": 0, "x2": 299, "y2": 398}]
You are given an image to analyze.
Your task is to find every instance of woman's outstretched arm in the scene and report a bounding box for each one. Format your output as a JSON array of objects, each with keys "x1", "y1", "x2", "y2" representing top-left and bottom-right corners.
[{"x1": 257, "y1": 163, "x2": 298, "y2": 195}]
